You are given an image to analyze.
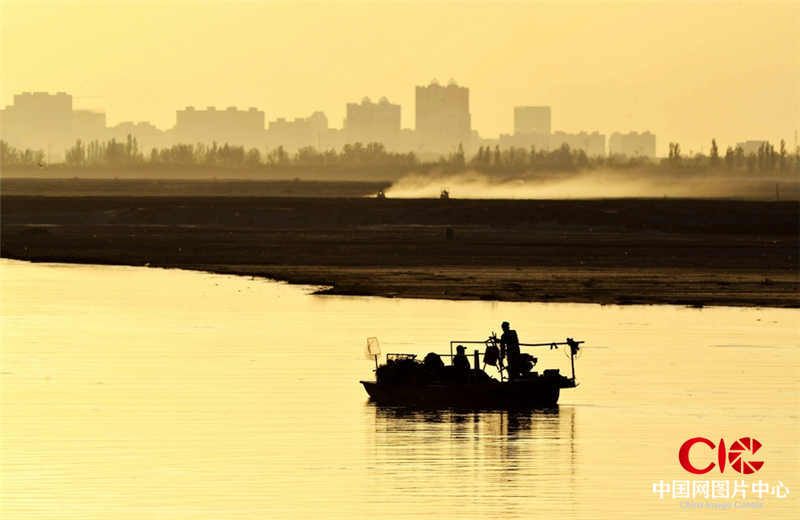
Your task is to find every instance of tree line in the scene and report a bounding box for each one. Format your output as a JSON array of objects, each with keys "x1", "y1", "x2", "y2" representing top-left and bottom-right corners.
[
  {"x1": 2, "y1": 137, "x2": 799, "y2": 175},
  {"x1": 1, "y1": 140, "x2": 46, "y2": 167},
  {"x1": 665, "y1": 139, "x2": 798, "y2": 173}
]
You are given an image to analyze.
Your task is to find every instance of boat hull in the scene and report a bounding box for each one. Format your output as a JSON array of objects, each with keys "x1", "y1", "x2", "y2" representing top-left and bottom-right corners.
[{"x1": 361, "y1": 377, "x2": 567, "y2": 408}]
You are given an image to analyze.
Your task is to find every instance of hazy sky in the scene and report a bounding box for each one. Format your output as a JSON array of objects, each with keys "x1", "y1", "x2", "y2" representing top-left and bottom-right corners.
[{"x1": 2, "y1": 0, "x2": 798, "y2": 155}]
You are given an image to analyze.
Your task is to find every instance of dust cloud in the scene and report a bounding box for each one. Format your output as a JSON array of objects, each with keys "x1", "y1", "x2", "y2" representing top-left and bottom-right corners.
[{"x1": 383, "y1": 170, "x2": 798, "y2": 200}]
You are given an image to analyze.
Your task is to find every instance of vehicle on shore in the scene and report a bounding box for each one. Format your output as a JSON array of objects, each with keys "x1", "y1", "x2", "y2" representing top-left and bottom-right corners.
[{"x1": 360, "y1": 335, "x2": 582, "y2": 408}]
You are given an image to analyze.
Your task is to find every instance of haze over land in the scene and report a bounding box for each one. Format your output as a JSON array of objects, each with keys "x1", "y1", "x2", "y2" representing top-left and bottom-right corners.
[
  {"x1": 3, "y1": 0, "x2": 798, "y2": 156},
  {"x1": 384, "y1": 170, "x2": 800, "y2": 200}
]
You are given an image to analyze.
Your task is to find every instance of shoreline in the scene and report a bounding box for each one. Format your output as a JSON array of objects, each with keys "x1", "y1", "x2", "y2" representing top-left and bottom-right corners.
[
  {"x1": 3, "y1": 195, "x2": 797, "y2": 309},
  {"x1": 3, "y1": 256, "x2": 797, "y2": 308}
]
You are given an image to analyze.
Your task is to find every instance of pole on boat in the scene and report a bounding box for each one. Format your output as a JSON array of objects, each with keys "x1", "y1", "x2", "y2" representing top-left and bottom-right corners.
[
  {"x1": 473, "y1": 349, "x2": 479, "y2": 375},
  {"x1": 567, "y1": 338, "x2": 578, "y2": 382},
  {"x1": 570, "y1": 348, "x2": 575, "y2": 381}
]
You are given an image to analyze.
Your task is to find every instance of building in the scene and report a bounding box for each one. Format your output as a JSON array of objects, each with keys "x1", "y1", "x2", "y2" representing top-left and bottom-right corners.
[
  {"x1": 71, "y1": 110, "x2": 107, "y2": 142},
  {"x1": 266, "y1": 111, "x2": 329, "y2": 152},
  {"x1": 609, "y1": 131, "x2": 656, "y2": 158},
  {"x1": 344, "y1": 97, "x2": 401, "y2": 148},
  {"x1": 175, "y1": 105, "x2": 265, "y2": 147},
  {"x1": 498, "y1": 132, "x2": 550, "y2": 152},
  {"x1": 415, "y1": 79, "x2": 471, "y2": 154},
  {"x1": 550, "y1": 131, "x2": 606, "y2": 157},
  {"x1": 0, "y1": 91, "x2": 74, "y2": 159},
  {"x1": 514, "y1": 106, "x2": 551, "y2": 136}
]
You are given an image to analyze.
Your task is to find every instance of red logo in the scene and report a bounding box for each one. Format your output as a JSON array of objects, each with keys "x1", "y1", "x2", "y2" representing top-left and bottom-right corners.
[{"x1": 679, "y1": 437, "x2": 764, "y2": 474}]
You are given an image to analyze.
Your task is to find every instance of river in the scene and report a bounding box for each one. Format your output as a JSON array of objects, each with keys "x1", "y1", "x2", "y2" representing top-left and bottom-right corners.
[{"x1": 1, "y1": 259, "x2": 797, "y2": 518}]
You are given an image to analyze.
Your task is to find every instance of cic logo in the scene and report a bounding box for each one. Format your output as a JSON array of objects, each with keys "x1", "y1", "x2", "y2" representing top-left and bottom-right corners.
[{"x1": 679, "y1": 437, "x2": 764, "y2": 475}]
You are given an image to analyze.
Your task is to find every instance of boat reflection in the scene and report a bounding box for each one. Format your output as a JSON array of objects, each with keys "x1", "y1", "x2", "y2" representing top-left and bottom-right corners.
[
  {"x1": 370, "y1": 404, "x2": 572, "y2": 434},
  {"x1": 366, "y1": 404, "x2": 577, "y2": 478}
]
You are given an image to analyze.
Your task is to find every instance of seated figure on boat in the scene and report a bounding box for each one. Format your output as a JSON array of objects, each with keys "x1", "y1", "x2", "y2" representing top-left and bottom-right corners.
[
  {"x1": 453, "y1": 345, "x2": 470, "y2": 372},
  {"x1": 500, "y1": 321, "x2": 521, "y2": 379}
]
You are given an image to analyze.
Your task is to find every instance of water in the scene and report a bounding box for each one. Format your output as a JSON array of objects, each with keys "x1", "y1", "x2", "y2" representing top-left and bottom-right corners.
[{"x1": 1, "y1": 259, "x2": 797, "y2": 519}]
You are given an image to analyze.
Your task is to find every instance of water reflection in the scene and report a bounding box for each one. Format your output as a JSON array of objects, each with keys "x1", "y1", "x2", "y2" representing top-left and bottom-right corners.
[
  {"x1": 2, "y1": 260, "x2": 797, "y2": 520},
  {"x1": 371, "y1": 405, "x2": 569, "y2": 439},
  {"x1": 365, "y1": 405, "x2": 578, "y2": 518}
]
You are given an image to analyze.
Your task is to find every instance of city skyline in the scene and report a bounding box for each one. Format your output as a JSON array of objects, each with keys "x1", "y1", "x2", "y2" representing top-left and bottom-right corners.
[
  {"x1": 0, "y1": 82, "x2": 789, "y2": 158},
  {"x1": 2, "y1": 0, "x2": 797, "y2": 157},
  {"x1": 1, "y1": 85, "x2": 659, "y2": 159}
]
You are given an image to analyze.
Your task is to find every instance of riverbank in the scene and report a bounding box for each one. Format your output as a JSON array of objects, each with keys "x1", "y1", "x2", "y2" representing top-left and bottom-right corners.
[{"x1": 2, "y1": 195, "x2": 797, "y2": 307}]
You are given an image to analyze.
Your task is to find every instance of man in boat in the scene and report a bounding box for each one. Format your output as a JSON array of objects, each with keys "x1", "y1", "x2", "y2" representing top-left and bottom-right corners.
[
  {"x1": 453, "y1": 345, "x2": 470, "y2": 371},
  {"x1": 499, "y1": 321, "x2": 521, "y2": 379},
  {"x1": 452, "y1": 345, "x2": 471, "y2": 382}
]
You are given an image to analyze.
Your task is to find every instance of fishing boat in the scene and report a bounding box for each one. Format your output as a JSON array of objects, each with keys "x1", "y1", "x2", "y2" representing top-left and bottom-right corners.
[{"x1": 360, "y1": 335, "x2": 583, "y2": 408}]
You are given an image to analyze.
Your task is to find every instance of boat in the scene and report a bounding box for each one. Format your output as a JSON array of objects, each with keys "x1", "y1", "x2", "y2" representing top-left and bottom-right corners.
[{"x1": 360, "y1": 335, "x2": 583, "y2": 408}]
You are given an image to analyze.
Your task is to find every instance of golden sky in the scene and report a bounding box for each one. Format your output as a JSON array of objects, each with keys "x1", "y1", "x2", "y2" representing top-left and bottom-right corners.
[{"x1": 2, "y1": 0, "x2": 798, "y2": 154}]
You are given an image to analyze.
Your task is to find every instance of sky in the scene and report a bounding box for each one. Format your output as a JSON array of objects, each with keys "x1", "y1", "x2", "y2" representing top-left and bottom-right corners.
[{"x1": 2, "y1": 0, "x2": 798, "y2": 155}]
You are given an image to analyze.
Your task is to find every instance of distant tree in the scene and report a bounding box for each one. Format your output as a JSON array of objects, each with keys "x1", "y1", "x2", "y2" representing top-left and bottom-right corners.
[
  {"x1": 746, "y1": 152, "x2": 756, "y2": 173},
  {"x1": 710, "y1": 139, "x2": 719, "y2": 167},
  {"x1": 795, "y1": 145, "x2": 800, "y2": 171},
  {"x1": 0, "y1": 140, "x2": 11, "y2": 165},
  {"x1": 724, "y1": 146, "x2": 734, "y2": 170},
  {"x1": 669, "y1": 142, "x2": 682, "y2": 166},
  {"x1": 267, "y1": 145, "x2": 289, "y2": 166},
  {"x1": 475, "y1": 146, "x2": 484, "y2": 164},
  {"x1": 65, "y1": 139, "x2": 86, "y2": 166},
  {"x1": 734, "y1": 146, "x2": 745, "y2": 168},
  {"x1": 454, "y1": 142, "x2": 466, "y2": 170},
  {"x1": 575, "y1": 148, "x2": 589, "y2": 168},
  {"x1": 767, "y1": 142, "x2": 777, "y2": 171}
]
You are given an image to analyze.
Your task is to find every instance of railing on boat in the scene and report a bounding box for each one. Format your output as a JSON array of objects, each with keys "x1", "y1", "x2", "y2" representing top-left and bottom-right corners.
[
  {"x1": 376, "y1": 337, "x2": 583, "y2": 382},
  {"x1": 443, "y1": 339, "x2": 584, "y2": 382}
]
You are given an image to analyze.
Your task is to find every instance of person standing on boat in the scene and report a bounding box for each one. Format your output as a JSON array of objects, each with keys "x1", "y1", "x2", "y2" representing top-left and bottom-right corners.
[{"x1": 500, "y1": 321, "x2": 521, "y2": 379}]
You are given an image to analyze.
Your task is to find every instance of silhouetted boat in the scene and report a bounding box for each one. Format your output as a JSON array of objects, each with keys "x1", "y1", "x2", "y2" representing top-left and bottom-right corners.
[{"x1": 360, "y1": 337, "x2": 582, "y2": 408}]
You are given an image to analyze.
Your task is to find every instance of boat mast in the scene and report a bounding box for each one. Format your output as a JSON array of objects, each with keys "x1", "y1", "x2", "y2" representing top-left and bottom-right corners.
[{"x1": 570, "y1": 347, "x2": 576, "y2": 381}]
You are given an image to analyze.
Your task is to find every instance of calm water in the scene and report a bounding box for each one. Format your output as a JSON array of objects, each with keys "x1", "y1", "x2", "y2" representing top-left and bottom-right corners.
[{"x1": 1, "y1": 260, "x2": 797, "y2": 519}]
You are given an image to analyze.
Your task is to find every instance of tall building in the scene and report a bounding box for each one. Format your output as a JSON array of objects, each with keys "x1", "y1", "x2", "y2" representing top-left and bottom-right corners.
[
  {"x1": 175, "y1": 106, "x2": 265, "y2": 146},
  {"x1": 0, "y1": 91, "x2": 74, "y2": 159},
  {"x1": 499, "y1": 105, "x2": 550, "y2": 151},
  {"x1": 344, "y1": 97, "x2": 401, "y2": 147},
  {"x1": 415, "y1": 79, "x2": 471, "y2": 153},
  {"x1": 609, "y1": 131, "x2": 656, "y2": 158},
  {"x1": 514, "y1": 106, "x2": 551, "y2": 136}
]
